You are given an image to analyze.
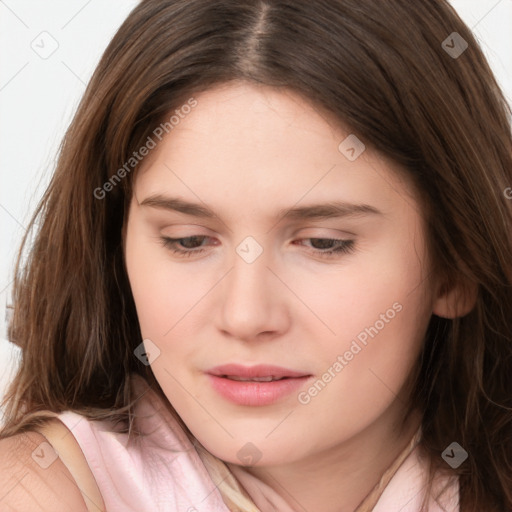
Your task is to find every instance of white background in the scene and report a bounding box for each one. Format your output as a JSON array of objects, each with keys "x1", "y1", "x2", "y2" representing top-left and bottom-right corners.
[{"x1": 1, "y1": 0, "x2": 511, "y2": 409}]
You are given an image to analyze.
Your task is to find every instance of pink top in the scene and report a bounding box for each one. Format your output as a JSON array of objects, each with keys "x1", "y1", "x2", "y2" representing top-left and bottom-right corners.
[{"x1": 56, "y1": 374, "x2": 459, "y2": 512}]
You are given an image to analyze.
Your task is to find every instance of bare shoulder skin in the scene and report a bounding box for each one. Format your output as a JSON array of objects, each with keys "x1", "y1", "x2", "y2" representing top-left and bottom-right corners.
[{"x1": 0, "y1": 430, "x2": 92, "y2": 511}]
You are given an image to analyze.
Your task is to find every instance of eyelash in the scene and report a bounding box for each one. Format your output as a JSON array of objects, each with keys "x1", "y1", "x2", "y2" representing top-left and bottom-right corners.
[{"x1": 159, "y1": 236, "x2": 355, "y2": 259}]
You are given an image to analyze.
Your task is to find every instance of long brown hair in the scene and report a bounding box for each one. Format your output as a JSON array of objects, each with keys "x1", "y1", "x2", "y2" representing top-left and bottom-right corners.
[{"x1": 2, "y1": 1, "x2": 511, "y2": 510}]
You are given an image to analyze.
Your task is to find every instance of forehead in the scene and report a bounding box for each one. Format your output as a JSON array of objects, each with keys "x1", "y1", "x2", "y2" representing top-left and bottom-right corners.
[{"x1": 132, "y1": 82, "x2": 418, "y2": 223}]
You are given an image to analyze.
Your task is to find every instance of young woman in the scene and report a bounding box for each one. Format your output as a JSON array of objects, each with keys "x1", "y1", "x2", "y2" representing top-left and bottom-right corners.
[{"x1": 1, "y1": 1, "x2": 511, "y2": 511}]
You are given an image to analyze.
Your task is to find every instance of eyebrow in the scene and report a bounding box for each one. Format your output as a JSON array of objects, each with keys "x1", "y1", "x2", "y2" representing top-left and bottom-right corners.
[{"x1": 139, "y1": 194, "x2": 382, "y2": 221}]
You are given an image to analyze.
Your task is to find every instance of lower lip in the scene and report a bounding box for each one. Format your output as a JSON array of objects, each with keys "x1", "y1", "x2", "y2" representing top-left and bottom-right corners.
[{"x1": 207, "y1": 374, "x2": 311, "y2": 406}]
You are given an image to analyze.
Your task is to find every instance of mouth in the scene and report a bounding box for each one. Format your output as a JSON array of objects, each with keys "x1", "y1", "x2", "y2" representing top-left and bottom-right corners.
[
  {"x1": 206, "y1": 364, "x2": 312, "y2": 406},
  {"x1": 207, "y1": 363, "x2": 310, "y2": 379},
  {"x1": 221, "y1": 375, "x2": 289, "y2": 382}
]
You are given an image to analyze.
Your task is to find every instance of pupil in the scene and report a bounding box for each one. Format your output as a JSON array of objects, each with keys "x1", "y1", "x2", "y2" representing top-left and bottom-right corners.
[
  {"x1": 311, "y1": 238, "x2": 334, "y2": 250},
  {"x1": 182, "y1": 236, "x2": 204, "y2": 248}
]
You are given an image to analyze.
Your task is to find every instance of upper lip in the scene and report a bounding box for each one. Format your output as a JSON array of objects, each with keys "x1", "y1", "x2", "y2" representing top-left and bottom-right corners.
[{"x1": 207, "y1": 364, "x2": 310, "y2": 379}]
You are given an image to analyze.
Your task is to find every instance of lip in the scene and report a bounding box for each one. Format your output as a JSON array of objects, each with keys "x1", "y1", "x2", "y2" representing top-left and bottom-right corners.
[{"x1": 206, "y1": 364, "x2": 312, "y2": 406}]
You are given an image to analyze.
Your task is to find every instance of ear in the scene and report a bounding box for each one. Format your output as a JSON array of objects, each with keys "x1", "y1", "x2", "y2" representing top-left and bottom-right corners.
[{"x1": 432, "y1": 278, "x2": 478, "y2": 319}]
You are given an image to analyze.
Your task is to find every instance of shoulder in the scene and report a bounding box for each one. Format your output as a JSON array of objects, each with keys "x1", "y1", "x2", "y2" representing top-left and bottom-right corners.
[{"x1": 0, "y1": 430, "x2": 88, "y2": 511}]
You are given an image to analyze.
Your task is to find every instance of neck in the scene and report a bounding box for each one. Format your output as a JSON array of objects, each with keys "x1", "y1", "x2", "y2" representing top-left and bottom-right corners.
[{"x1": 228, "y1": 402, "x2": 422, "y2": 512}]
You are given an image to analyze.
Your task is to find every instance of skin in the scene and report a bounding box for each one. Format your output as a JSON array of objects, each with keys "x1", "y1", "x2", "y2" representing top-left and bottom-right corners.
[{"x1": 123, "y1": 81, "x2": 462, "y2": 512}]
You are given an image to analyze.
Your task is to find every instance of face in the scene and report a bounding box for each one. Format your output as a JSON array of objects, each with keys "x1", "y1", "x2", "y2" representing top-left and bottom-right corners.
[{"x1": 124, "y1": 82, "x2": 436, "y2": 467}]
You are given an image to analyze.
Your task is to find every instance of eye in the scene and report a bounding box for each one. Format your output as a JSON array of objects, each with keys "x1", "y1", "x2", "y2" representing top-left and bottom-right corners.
[
  {"x1": 294, "y1": 238, "x2": 355, "y2": 258},
  {"x1": 159, "y1": 235, "x2": 212, "y2": 257}
]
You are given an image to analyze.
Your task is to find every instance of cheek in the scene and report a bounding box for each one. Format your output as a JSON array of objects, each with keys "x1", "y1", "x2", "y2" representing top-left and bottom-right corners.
[
  {"x1": 124, "y1": 221, "x2": 203, "y2": 408},
  {"x1": 125, "y1": 219, "x2": 205, "y2": 339},
  {"x1": 305, "y1": 297, "x2": 428, "y2": 447},
  {"x1": 295, "y1": 238, "x2": 431, "y2": 432},
  {"x1": 295, "y1": 232, "x2": 429, "y2": 357},
  {"x1": 295, "y1": 230, "x2": 429, "y2": 377}
]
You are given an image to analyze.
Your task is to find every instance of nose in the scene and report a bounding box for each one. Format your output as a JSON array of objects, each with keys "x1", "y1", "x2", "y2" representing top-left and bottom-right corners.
[{"x1": 215, "y1": 244, "x2": 290, "y2": 342}]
